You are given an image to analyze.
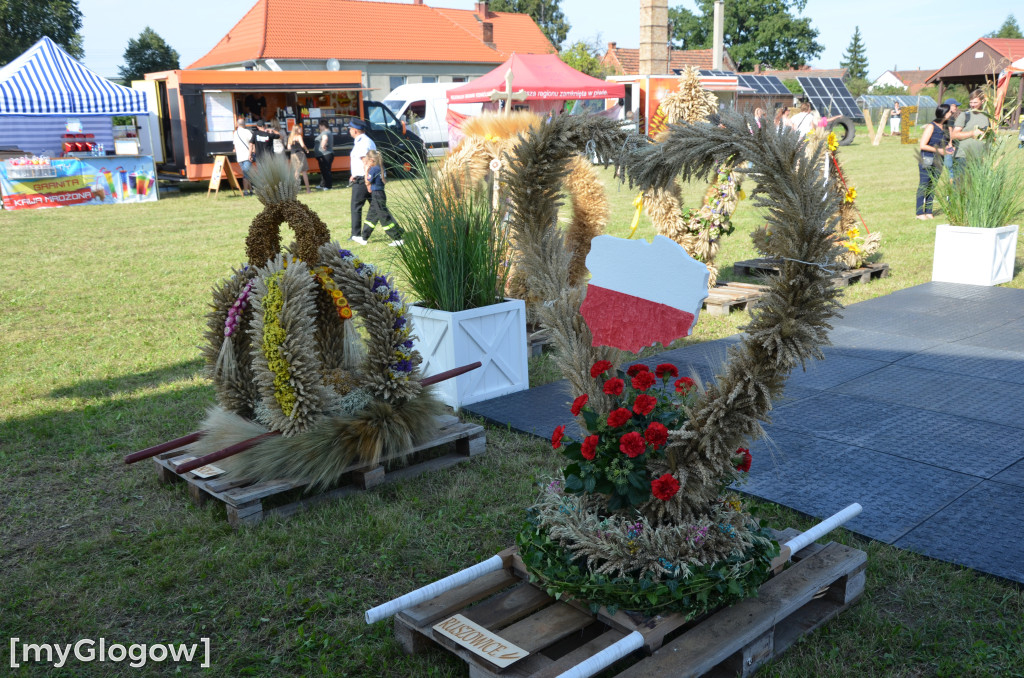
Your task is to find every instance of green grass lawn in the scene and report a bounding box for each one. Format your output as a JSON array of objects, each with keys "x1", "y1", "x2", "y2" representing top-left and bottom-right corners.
[{"x1": 1, "y1": 132, "x2": 1022, "y2": 677}]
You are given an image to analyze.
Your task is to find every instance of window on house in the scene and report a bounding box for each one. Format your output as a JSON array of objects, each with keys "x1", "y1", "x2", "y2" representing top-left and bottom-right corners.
[
  {"x1": 421, "y1": 76, "x2": 437, "y2": 84},
  {"x1": 389, "y1": 76, "x2": 406, "y2": 92},
  {"x1": 451, "y1": 76, "x2": 467, "y2": 83}
]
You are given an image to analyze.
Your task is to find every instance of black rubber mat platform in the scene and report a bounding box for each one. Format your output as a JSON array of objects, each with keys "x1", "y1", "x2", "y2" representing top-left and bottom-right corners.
[{"x1": 462, "y1": 282, "x2": 1024, "y2": 584}]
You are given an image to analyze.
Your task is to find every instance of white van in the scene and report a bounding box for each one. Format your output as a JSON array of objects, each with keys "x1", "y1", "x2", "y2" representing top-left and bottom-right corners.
[{"x1": 383, "y1": 82, "x2": 482, "y2": 157}]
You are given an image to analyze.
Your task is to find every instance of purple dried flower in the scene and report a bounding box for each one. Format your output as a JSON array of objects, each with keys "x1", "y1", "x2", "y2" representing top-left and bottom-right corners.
[
  {"x1": 393, "y1": 359, "x2": 413, "y2": 373},
  {"x1": 393, "y1": 316, "x2": 406, "y2": 329}
]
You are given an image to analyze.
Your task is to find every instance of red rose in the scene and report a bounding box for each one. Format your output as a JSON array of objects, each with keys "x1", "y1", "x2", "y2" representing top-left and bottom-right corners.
[
  {"x1": 735, "y1": 447, "x2": 752, "y2": 472},
  {"x1": 651, "y1": 473, "x2": 680, "y2": 501},
  {"x1": 626, "y1": 363, "x2": 650, "y2": 377},
  {"x1": 645, "y1": 422, "x2": 668, "y2": 449},
  {"x1": 551, "y1": 425, "x2": 566, "y2": 450},
  {"x1": 631, "y1": 371, "x2": 657, "y2": 392},
  {"x1": 607, "y1": 408, "x2": 632, "y2": 428},
  {"x1": 581, "y1": 434, "x2": 599, "y2": 460},
  {"x1": 632, "y1": 394, "x2": 657, "y2": 416},
  {"x1": 603, "y1": 378, "x2": 625, "y2": 396},
  {"x1": 655, "y1": 363, "x2": 679, "y2": 379},
  {"x1": 674, "y1": 377, "x2": 696, "y2": 393},
  {"x1": 590, "y1": 360, "x2": 613, "y2": 378},
  {"x1": 619, "y1": 431, "x2": 646, "y2": 458},
  {"x1": 571, "y1": 393, "x2": 589, "y2": 416}
]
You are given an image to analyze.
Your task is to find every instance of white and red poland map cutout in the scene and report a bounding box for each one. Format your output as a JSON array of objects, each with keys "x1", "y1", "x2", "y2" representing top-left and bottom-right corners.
[{"x1": 580, "y1": 234, "x2": 710, "y2": 352}]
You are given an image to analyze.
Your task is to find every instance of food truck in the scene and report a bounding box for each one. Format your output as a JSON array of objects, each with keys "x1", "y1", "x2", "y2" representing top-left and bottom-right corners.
[
  {"x1": 605, "y1": 73, "x2": 744, "y2": 137},
  {"x1": 134, "y1": 70, "x2": 425, "y2": 182}
]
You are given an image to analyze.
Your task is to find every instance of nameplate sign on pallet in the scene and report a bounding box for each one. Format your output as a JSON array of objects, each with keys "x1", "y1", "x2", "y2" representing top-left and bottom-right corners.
[{"x1": 431, "y1": 614, "x2": 528, "y2": 668}]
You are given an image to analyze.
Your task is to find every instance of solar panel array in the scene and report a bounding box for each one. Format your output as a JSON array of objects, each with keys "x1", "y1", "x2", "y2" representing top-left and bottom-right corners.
[
  {"x1": 736, "y1": 74, "x2": 790, "y2": 95},
  {"x1": 696, "y1": 69, "x2": 735, "y2": 77},
  {"x1": 797, "y1": 77, "x2": 863, "y2": 120},
  {"x1": 857, "y1": 95, "x2": 938, "y2": 110}
]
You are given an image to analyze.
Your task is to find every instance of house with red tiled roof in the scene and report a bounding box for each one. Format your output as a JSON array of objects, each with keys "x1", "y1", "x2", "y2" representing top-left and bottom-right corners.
[
  {"x1": 869, "y1": 69, "x2": 934, "y2": 95},
  {"x1": 188, "y1": 0, "x2": 554, "y2": 96},
  {"x1": 601, "y1": 42, "x2": 736, "y2": 75},
  {"x1": 926, "y1": 37, "x2": 1024, "y2": 125}
]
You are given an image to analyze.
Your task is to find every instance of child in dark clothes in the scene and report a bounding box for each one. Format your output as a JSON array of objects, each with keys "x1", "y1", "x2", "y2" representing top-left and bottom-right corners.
[{"x1": 363, "y1": 150, "x2": 404, "y2": 246}]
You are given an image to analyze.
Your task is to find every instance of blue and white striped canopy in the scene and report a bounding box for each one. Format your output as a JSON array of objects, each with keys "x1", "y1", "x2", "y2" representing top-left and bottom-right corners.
[{"x1": 0, "y1": 36, "x2": 147, "y2": 115}]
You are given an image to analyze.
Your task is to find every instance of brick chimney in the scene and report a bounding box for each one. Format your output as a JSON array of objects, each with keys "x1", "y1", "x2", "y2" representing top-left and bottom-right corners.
[
  {"x1": 482, "y1": 21, "x2": 494, "y2": 47},
  {"x1": 412, "y1": 0, "x2": 423, "y2": 4},
  {"x1": 639, "y1": 0, "x2": 668, "y2": 75},
  {"x1": 475, "y1": 1, "x2": 491, "y2": 19},
  {"x1": 608, "y1": 42, "x2": 617, "y2": 51}
]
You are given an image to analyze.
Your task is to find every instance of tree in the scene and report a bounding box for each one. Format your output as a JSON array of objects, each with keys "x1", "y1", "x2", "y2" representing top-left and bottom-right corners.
[
  {"x1": 987, "y1": 14, "x2": 1023, "y2": 39},
  {"x1": 118, "y1": 27, "x2": 179, "y2": 84},
  {"x1": 560, "y1": 39, "x2": 606, "y2": 78},
  {"x1": 0, "y1": 0, "x2": 83, "y2": 66},
  {"x1": 840, "y1": 26, "x2": 868, "y2": 80},
  {"x1": 844, "y1": 77, "x2": 870, "y2": 97},
  {"x1": 668, "y1": 0, "x2": 822, "y2": 72},
  {"x1": 488, "y1": 0, "x2": 569, "y2": 51}
]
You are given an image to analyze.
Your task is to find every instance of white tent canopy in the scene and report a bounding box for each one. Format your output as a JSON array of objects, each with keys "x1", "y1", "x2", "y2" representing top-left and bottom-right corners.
[{"x1": 0, "y1": 36, "x2": 147, "y2": 115}]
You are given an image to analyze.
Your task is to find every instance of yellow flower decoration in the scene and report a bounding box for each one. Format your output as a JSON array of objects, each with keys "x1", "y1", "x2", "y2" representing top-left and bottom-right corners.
[
  {"x1": 846, "y1": 227, "x2": 859, "y2": 240},
  {"x1": 844, "y1": 187, "x2": 857, "y2": 204},
  {"x1": 827, "y1": 132, "x2": 839, "y2": 152}
]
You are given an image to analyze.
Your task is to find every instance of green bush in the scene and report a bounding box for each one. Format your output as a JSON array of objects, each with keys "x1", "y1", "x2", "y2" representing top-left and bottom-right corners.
[
  {"x1": 935, "y1": 137, "x2": 1024, "y2": 228},
  {"x1": 390, "y1": 166, "x2": 510, "y2": 312}
]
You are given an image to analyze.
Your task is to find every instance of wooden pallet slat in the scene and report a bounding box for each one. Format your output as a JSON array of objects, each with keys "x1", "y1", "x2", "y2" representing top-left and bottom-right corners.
[
  {"x1": 703, "y1": 282, "x2": 770, "y2": 316},
  {"x1": 734, "y1": 258, "x2": 891, "y2": 288},
  {"x1": 152, "y1": 415, "x2": 486, "y2": 527},
  {"x1": 392, "y1": 530, "x2": 866, "y2": 678}
]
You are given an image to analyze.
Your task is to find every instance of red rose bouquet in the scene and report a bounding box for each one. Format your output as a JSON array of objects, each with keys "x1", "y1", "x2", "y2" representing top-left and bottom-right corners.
[{"x1": 552, "y1": 361, "x2": 699, "y2": 511}]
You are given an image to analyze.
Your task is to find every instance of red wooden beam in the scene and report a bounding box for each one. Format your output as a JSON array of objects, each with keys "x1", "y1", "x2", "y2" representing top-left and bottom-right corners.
[
  {"x1": 175, "y1": 431, "x2": 281, "y2": 474},
  {"x1": 124, "y1": 431, "x2": 203, "y2": 465},
  {"x1": 419, "y1": 361, "x2": 482, "y2": 387}
]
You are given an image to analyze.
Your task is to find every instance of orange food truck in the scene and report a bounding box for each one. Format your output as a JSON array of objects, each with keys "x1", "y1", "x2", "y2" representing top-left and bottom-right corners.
[{"x1": 133, "y1": 69, "x2": 425, "y2": 182}]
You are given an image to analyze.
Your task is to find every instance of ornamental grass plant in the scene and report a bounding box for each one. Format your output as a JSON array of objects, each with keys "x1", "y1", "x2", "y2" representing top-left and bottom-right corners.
[
  {"x1": 390, "y1": 160, "x2": 511, "y2": 312},
  {"x1": 934, "y1": 137, "x2": 1024, "y2": 229}
]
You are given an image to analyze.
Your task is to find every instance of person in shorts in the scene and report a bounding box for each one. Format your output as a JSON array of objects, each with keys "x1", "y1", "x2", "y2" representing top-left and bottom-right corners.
[{"x1": 233, "y1": 115, "x2": 254, "y2": 195}]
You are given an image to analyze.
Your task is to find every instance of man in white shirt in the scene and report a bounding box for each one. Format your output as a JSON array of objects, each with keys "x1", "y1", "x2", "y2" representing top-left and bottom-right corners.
[
  {"x1": 348, "y1": 118, "x2": 376, "y2": 244},
  {"x1": 233, "y1": 115, "x2": 255, "y2": 195}
]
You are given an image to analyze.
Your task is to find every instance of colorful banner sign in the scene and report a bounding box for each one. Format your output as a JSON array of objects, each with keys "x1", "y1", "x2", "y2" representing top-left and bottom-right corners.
[{"x1": 1, "y1": 156, "x2": 157, "y2": 210}]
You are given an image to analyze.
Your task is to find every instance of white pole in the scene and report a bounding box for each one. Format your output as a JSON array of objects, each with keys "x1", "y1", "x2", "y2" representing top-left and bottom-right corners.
[
  {"x1": 555, "y1": 631, "x2": 644, "y2": 678},
  {"x1": 364, "y1": 554, "x2": 504, "y2": 624},
  {"x1": 783, "y1": 503, "x2": 862, "y2": 557}
]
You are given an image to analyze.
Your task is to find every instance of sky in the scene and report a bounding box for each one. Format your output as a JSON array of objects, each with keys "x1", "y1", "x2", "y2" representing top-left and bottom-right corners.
[{"x1": 77, "y1": 0, "x2": 1020, "y2": 79}]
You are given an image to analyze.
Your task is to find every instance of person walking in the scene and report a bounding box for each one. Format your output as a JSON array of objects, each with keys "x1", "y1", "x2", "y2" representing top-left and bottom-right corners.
[
  {"x1": 315, "y1": 121, "x2": 334, "y2": 190},
  {"x1": 950, "y1": 89, "x2": 989, "y2": 182},
  {"x1": 287, "y1": 125, "x2": 311, "y2": 193},
  {"x1": 916, "y1": 104, "x2": 950, "y2": 220},
  {"x1": 347, "y1": 118, "x2": 376, "y2": 244},
  {"x1": 361, "y1": 149, "x2": 404, "y2": 246},
  {"x1": 233, "y1": 115, "x2": 255, "y2": 196}
]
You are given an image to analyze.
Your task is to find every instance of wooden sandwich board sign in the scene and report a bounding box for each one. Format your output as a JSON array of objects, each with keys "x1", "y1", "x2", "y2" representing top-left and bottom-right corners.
[{"x1": 208, "y1": 155, "x2": 241, "y2": 196}]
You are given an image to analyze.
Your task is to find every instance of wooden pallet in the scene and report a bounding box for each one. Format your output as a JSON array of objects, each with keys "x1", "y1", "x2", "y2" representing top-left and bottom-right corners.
[
  {"x1": 153, "y1": 415, "x2": 486, "y2": 527},
  {"x1": 703, "y1": 282, "x2": 770, "y2": 316},
  {"x1": 733, "y1": 258, "x2": 891, "y2": 287},
  {"x1": 393, "y1": 528, "x2": 866, "y2": 677}
]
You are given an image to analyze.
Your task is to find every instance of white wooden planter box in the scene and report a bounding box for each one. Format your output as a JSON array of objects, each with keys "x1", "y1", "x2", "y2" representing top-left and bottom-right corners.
[
  {"x1": 407, "y1": 299, "x2": 529, "y2": 409},
  {"x1": 932, "y1": 224, "x2": 1018, "y2": 286}
]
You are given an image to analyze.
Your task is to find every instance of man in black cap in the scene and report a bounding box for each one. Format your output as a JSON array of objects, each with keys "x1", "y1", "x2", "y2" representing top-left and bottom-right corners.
[{"x1": 348, "y1": 118, "x2": 376, "y2": 245}]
